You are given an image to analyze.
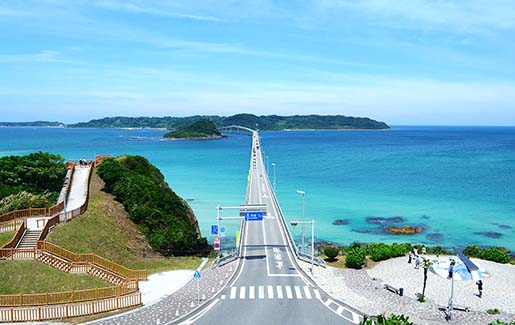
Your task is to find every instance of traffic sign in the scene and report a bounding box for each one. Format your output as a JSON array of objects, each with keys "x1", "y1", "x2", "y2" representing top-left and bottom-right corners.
[
  {"x1": 214, "y1": 236, "x2": 220, "y2": 251},
  {"x1": 245, "y1": 211, "x2": 264, "y2": 221},
  {"x1": 211, "y1": 225, "x2": 218, "y2": 235},
  {"x1": 220, "y1": 227, "x2": 226, "y2": 237},
  {"x1": 193, "y1": 270, "x2": 201, "y2": 279}
]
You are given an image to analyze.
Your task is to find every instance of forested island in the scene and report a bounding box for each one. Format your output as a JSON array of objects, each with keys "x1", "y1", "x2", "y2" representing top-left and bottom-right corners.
[
  {"x1": 163, "y1": 119, "x2": 224, "y2": 140},
  {"x1": 69, "y1": 113, "x2": 389, "y2": 130}
]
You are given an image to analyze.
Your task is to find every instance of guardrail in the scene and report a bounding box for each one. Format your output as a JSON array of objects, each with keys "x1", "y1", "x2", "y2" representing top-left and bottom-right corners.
[
  {"x1": 38, "y1": 215, "x2": 59, "y2": 242},
  {"x1": 0, "y1": 219, "x2": 24, "y2": 234},
  {"x1": 1, "y1": 222, "x2": 25, "y2": 250},
  {"x1": 37, "y1": 241, "x2": 148, "y2": 280}
]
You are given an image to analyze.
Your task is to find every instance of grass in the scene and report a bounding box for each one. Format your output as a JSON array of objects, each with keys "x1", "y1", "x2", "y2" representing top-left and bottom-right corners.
[
  {"x1": 0, "y1": 231, "x2": 15, "y2": 247},
  {"x1": 0, "y1": 260, "x2": 109, "y2": 294},
  {"x1": 48, "y1": 172, "x2": 202, "y2": 274}
]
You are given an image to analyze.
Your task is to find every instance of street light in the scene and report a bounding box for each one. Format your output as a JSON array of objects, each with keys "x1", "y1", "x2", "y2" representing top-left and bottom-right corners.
[
  {"x1": 296, "y1": 190, "x2": 305, "y2": 253},
  {"x1": 290, "y1": 219, "x2": 316, "y2": 275},
  {"x1": 265, "y1": 156, "x2": 269, "y2": 175},
  {"x1": 271, "y1": 163, "x2": 276, "y2": 192}
]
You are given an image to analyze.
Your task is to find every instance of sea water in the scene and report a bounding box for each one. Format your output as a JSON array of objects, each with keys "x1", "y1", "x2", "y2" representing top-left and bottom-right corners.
[{"x1": 1, "y1": 126, "x2": 514, "y2": 251}]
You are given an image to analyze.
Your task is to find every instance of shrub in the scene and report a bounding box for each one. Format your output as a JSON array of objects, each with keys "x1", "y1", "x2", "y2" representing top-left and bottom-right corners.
[
  {"x1": 324, "y1": 246, "x2": 340, "y2": 261},
  {"x1": 489, "y1": 320, "x2": 515, "y2": 325},
  {"x1": 487, "y1": 309, "x2": 501, "y2": 315},
  {"x1": 345, "y1": 247, "x2": 366, "y2": 269},
  {"x1": 0, "y1": 191, "x2": 53, "y2": 214},
  {"x1": 350, "y1": 241, "x2": 362, "y2": 249},
  {"x1": 370, "y1": 243, "x2": 392, "y2": 261},
  {"x1": 480, "y1": 248, "x2": 511, "y2": 264},
  {"x1": 463, "y1": 245, "x2": 482, "y2": 258},
  {"x1": 361, "y1": 313, "x2": 414, "y2": 325},
  {"x1": 390, "y1": 243, "x2": 409, "y2": 257}
]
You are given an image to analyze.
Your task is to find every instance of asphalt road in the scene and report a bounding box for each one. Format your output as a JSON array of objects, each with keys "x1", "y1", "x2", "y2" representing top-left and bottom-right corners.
[{"x1": 179, "y1": 131, "x2": 360, "y2": 325}]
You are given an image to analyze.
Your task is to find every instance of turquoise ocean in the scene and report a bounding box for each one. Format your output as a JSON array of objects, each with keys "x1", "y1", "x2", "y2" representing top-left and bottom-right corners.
[{"x1": 1, "y1": 126, "x2": 514, "y2": 251}]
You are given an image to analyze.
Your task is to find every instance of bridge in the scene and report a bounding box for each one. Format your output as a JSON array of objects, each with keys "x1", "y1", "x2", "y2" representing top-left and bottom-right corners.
[
  {"x1": 218, "y1": 125, "x2": 255, "y2": 136},
  {"x1": 179, "y1": 128, "x2": 362, "y2": 324}
]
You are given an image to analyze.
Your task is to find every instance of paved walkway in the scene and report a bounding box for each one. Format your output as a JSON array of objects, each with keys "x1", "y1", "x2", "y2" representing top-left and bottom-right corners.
[
  {"x1": 87, "y1": 260, "x2": 238, "y2": 325},
  {"x1": 300, "y1": 259, "x2": 515, "y2": 325}
]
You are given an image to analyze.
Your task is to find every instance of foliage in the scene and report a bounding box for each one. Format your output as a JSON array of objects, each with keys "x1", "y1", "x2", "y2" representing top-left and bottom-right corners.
[
  {"x1": 70, "y1": 114, "x2": 390, "y2": 130},
  {"x1": 463, "y1": 244, "x2": 483, "y2": 257},
  {"x1": 0, "y1": 152, "x2": 66, "y2": 202},
  {"x1": 487, "y1": 309, "x2": 501, "y2": 315},
  {"x1": 345, "y1": 247, "x2": 366, "y2": 269},
  {"x1": 97, "y1": 155, "x2": 210, "y2": 256},
  {"x1": 367, "y1": 242, "x2": 411, "y2": 262},
  {"x1": 0, "y1": 191, "x2": 53, "y2": 214},
  {"x1": 480, "y1": 248, "x2": 511, "y2": 264},
  {"x1": 323, "y1": 246, "x2": 340, "y2": 261},
  {"x1": 361, "y1": 313, "x2": 414, "y2": 325},
  {"x1": 489, "y1": 320, "x2": 515, "y2": 325},
  {"x1": 164, "y1": 118, "x2": 222, "y2": 139},
  {"x1": 417, "y1": 295, "x2": 425, "y2": 302}
]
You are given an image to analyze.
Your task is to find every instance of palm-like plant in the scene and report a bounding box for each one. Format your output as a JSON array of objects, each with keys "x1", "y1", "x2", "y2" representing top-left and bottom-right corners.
[{"x1": 421, "y1": 258, "x2": 433, "y2": 301}]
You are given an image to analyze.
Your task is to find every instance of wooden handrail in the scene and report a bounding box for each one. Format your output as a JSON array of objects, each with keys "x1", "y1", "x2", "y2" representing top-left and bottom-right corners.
[
  {"x1": 38, "y1": 215, "x2": 59, "y2": 241},
  {"x1": 37, "y1": 241, "x2": 148, "y2": 280},
  {"x1": 0, "y1": 283, "x2": 137, "y2": 307},
  {"x1": 1, "y1": 222, "x2": 26, "y2": 249}
]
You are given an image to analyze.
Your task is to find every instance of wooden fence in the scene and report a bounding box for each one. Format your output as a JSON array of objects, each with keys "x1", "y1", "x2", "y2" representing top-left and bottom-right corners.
[
  {"x1": 0, "y1": 291, "x2": 141, "y2": 322},
  {"x1": 37, "y1": 241, "x2": 148, "y2": 280},
  {"x1": 1, "y1": 223, "x2": 26, "y2": 250},
  {"x1": 38, "y1": 215, "x2": 60, "y2": 242},
  {"x1": 0, "y1": 219, "x2": 23, "y2": 234}
]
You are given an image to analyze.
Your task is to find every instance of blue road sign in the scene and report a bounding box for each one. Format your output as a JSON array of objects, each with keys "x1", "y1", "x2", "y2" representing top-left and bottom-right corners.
[
  {"x1": 193, "y1": 270, "x2": 201, "y2": 279},
  {"x1": 245, "y1": 211, "x2": 264, "y2": 221},
  {"x1": 211, "y1": 225, "x2": 218, "y2": 235},
  {"x1": 220, "y1": 227, "x2": 226, "y2": 237}
]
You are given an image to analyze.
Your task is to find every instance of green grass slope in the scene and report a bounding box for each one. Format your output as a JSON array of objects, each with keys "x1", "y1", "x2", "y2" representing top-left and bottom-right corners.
[
  {"x1": 0, "y1": 231, "x2": 15, "y2": 247},
  {"x1": 47, "y1": 171, "x2": 201, "y2": 274}
]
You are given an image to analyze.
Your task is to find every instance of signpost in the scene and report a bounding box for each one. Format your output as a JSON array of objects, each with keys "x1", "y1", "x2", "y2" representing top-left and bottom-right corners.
[
  {"x1": 245, "y1": 211, "x2": 264, "y2": 221},
  {"x1": 193, "y1": 270, "x2": 201, "y2": 305}
]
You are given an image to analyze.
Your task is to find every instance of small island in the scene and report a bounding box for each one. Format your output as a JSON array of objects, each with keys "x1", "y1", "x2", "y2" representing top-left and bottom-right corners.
[{"x1": 163, "y1": 118, "x2": 224, "y2": 140}]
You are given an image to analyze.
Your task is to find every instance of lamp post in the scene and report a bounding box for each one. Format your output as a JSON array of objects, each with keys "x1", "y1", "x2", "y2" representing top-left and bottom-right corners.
[
  {"x1": 266, "y1": 156, "x2": 269, "y2": 175},
  {"x1": 296, "y1": 190, "x2": 305, "y2": 253},
  {"x1": 290, "y1": 219, "x2": 316, "y2": 275},
  {"x1": 271, "y1": 163, "x2": 276, "y2": 192}
]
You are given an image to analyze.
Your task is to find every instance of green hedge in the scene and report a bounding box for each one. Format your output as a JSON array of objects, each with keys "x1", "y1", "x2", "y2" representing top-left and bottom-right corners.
[
  {"x1": 463, "y1": 245, "x2": 512, "y2": 264},
  {"x1": 345, "y1": 247, "x2": 366, "y2": 269},
  {"x1": 324, "y1": 246, "x2": 340, "y2": 260}
]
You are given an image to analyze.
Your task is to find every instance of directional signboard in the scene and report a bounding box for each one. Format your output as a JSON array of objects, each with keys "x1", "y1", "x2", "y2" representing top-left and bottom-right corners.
[
  {"x1": 211, "y1": 225, "x2": 218, "y2": 235},
  {"x1": 245, "y1": 211, "x2": 264, "y2": 221}
]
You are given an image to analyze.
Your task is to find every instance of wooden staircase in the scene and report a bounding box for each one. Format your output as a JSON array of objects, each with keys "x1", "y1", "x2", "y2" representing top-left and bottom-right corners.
[
  {"x1": 87, "y1": 265, "x2": 126, "y2": 286},
  {"x1": 16, "y1": 230, "x2": 42, "y2": 249},
  {"x1": 36, "y1": 251, "x2": 72, "y2": 272}
]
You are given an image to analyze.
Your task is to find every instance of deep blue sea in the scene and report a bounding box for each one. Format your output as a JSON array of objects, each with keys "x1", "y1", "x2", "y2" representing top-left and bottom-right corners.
[{"x1": 1, "y1": 126, "x2": 514, "y2": 251}]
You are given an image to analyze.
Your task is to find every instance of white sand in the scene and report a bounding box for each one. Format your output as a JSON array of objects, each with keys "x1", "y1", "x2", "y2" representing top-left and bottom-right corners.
[
  {"x1": 140, "y1": 270, "x2": 195, "y2": 305},
  {"x1": 367, "y1": 256, "x2": 515, "y2": 313}
]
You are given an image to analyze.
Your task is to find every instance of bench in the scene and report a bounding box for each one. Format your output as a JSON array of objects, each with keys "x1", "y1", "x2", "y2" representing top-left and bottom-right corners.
[
  {"x1": 384, "y1": 284, "x2": 404, "y2": 296},
  {"x1": 439, "y1": 305, "x2": 471, "y2": 312}
]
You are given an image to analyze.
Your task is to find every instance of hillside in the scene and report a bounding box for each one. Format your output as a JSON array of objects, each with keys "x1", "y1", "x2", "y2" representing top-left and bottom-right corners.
[
  {"x1": 47, "y1": 171, "x2": 202, "y2": 273},
  {"x1": 69, "y1": 114, "x2": 389, "y2": 130},
  {"x1": 163, "y1": 119, "x2": 223, "y2": 139},
  {"x1": 96, "y1": 155, "x2": 210, "y2": 257}
]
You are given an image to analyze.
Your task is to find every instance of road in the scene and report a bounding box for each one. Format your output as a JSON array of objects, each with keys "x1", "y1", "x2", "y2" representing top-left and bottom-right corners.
[{"x1": 179, "y1": 131, "x2": 360, "y2": 325}]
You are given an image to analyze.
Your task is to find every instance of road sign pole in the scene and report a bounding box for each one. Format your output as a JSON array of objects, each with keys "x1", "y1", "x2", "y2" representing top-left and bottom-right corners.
[
  {"x1": 197, "y1": 277, "x2": 200, "y2": 305},
  {"x1": 217, "y1": 206, "x2": 221, "y2": 256}
]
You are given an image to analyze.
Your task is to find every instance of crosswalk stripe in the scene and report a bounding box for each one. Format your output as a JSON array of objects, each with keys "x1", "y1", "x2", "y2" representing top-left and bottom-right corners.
[
  {"x1": 259, "y1": 286, "x2": 265, "y2": 299},
  {"x1": 268, "y1": 286, "x2": 274, "y2": 299},
  {"x1": 294, "y1": 286, "x2": 302, "y2": 299},
  {"x1": 324, "y1": 298, "x2": 333, "y2": 306},
  {"x1": 276, "y1": 286, "x2": 283, "y2": 299},
  {"x1": 285, "y1": 286, "x2": 293, "y2": 299},
  {"x1": 314, "y1": 289, "x2": 321, "y2": 300},
  {"x1": 230, "y1": 287, "x2": 237, "y2": 299},
  {"x1": 240, "y1": 286, "x2": 246, "y2": 299},
  {"x1": 336, "y1": 305, "x2": 344, "y2": 315},
  {"x1": 221, "y1": 294, "x2": 226, "y2": 300},
  {"x1": 249, "y1": 286, "x2": 255, "y2": 300},
  {"x1": 303, "y1": 286, "x2": 312, "y2": 299}
]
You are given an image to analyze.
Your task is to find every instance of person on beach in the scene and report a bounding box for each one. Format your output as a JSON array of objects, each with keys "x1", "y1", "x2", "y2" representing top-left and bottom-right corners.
[
  {"x1": 476, "y1": 280, "x2": 483, "y2": 298},
  {"x1": 415, "y1": 255, "x2": 421, "y2": 269},
  {"x1": 413, "y1": 247, "x2": 418, "y2": 256},
  {"x1": 422, "y1": 245, "x2": 426, "y2": 255},
  {"x1": 408, "y1": 251, "x2": 413, "y2": 263}
]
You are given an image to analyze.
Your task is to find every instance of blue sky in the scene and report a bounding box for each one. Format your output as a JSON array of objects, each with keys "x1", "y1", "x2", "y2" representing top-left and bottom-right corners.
[{"x1": 1, "y1": 0, "x2": 514, "y2": 125}]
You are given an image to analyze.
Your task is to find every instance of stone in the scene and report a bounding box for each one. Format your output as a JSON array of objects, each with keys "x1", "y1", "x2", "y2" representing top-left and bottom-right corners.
[
  {"x1": 332, "y1": 219, "x2": 350, "y2": 225},
  {"x1": 387, "y1": 225, "x2": 423, "y2": 235}
]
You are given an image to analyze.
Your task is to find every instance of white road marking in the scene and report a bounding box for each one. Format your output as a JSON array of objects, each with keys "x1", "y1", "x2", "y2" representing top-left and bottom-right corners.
[
  {"x1": 285, "y1": 286, "x2": 293, "y2": 299},
  {"x1": 221, "y1": 295, "x2": 226, "y2": 300},
  {"x1": 314, "y1": 289, "x2": 321, "y2": 300},
  {"x1": 249, "y1": 286, "x2": 255, "y2": 300},
  {"x1": 239, "y1": 286, "x2": 246, "y2": 299},
  {"x1": 303, "y1": 286, "x2": 312, "y2": 299},
  {"x1": 230, "y1": 287, "x2": 237, "y2": 300},
  {"x1": 294, "y1": 286, "x2": 302, "y2": 299},
  {"x1": 268, "y1": 285, "x2": 274, "y2": 299},
  {"x1": 324, "y1": 298, "x2": 334, "y2": 306},
  {"x1": 336, "y1": 305, "x2": 344, "y2": 315},
  {"x1": 276, "y1": 286, "x2": 283, "y2": 299},
  {"x1": 258, "y1": 286, "x2": 264, "y2": 299}
]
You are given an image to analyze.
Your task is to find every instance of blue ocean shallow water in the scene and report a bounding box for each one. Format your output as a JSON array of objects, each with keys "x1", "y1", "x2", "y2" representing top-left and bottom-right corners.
[{"x1": 1, "y1": 126, "x2": 514, "y2": 251}]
